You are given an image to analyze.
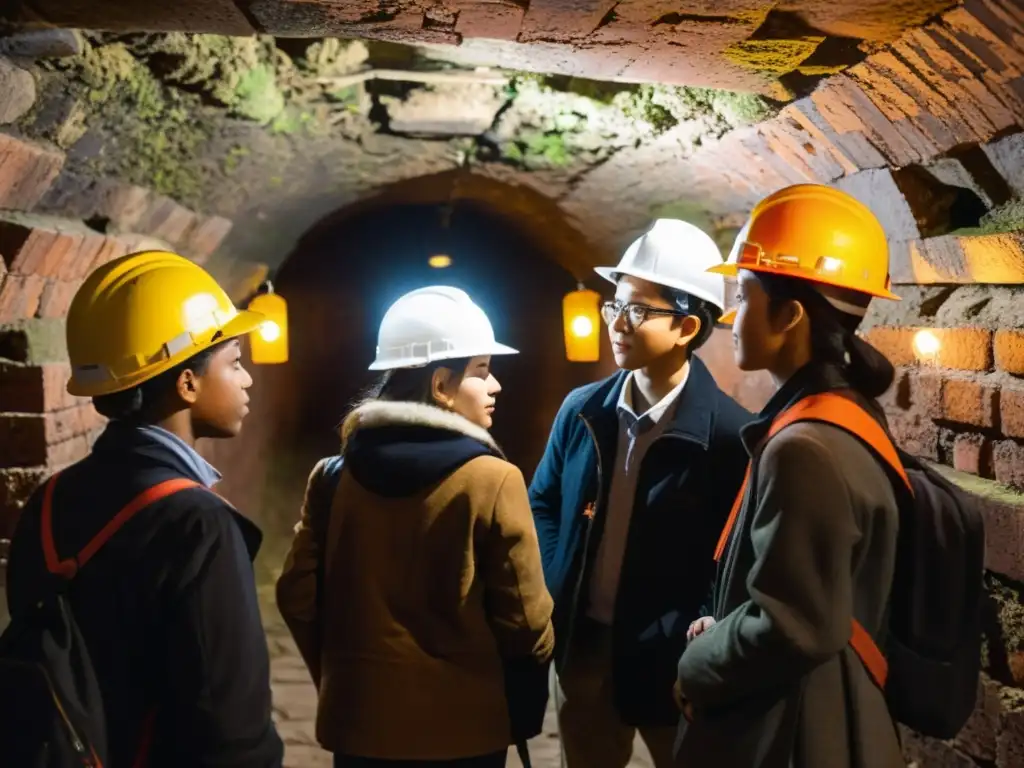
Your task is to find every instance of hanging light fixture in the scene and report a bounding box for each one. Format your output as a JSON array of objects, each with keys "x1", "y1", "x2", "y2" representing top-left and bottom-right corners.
[
  {"x1": 247, "y1": 280, "x2": 289, "y2": 364},
  {"x1": 563, "y1": 282, "x2": 601, "y2": 362}
]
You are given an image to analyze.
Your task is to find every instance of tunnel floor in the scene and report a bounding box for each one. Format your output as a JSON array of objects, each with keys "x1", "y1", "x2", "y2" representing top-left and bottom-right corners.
[{"x1": 258, "y1": 583, "x2": 659, "y2": 768}]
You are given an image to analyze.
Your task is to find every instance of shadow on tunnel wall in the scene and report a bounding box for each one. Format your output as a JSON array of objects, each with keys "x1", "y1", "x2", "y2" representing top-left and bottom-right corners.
[{"x1": 206, "y1": 197, "x2": 619, "y2": 577}]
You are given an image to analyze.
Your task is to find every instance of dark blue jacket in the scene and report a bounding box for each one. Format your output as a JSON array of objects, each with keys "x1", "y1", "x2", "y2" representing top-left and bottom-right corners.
[
  {"x1": 529, "y1": 356, "x2": 752, "y2": 726},
  {"x1": 6, "y1": 422, "x2": 284, "y2": 768}
]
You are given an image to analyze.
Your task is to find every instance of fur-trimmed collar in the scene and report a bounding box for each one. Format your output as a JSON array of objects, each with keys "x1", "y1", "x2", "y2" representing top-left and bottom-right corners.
[{"x1": 340, "y1": 400, "x2": 501, "y2": 455}]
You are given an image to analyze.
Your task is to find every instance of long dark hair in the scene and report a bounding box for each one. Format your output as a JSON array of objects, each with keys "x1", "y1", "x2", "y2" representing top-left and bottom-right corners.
[
  {"x1": 349, "y1": 356, "x2": 472, "y2": 412},
  {"x1": 755, "y1": 272, "x2": 895, "y2": 399}
]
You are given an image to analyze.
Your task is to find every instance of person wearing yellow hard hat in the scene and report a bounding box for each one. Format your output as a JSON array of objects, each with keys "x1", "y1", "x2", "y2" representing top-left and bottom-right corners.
[
  {"x1": 3, "y1": 251, "x2": 284, "y2": 768},
  {"x1": 673, "y1": 184, "x2": 905, "y2": 768},
  {"x1": 276, "y1": 286, "x2": 553, "y2": 768}
]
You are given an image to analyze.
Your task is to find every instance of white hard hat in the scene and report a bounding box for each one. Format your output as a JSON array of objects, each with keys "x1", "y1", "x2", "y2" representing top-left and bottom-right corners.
[
  {"x1": 369, "y1": 286, "x2": 518, "y2": 371},
  {"x1": 594, "y1": 219, "x2": 727, "y2": 313}
]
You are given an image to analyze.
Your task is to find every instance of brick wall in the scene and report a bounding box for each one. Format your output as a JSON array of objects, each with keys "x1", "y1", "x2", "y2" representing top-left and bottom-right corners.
[
  {"x1": 0, "y1": 120, "x2": 238, "y2": 586},
  {"x1": 857, "y1": 279, "x2": 1024, "y2": 766}
]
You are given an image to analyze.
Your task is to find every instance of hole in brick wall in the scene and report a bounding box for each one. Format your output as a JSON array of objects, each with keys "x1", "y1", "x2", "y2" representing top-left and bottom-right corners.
[
  {"x1": 891, "y1": 166, "x2": 989, "y2": 237},
  {"x1": 0, "y1": 330, "x2": 28, "y2": 363},
  {"x1": 802, "y1": 142, "x2": 816, "y2": 155},
  {"x1": 83, "y1": 215, "x2": 110, "y2": 234},
  {"x1": 945, "y1": 145, "x2": 1015, "y2": 209}
]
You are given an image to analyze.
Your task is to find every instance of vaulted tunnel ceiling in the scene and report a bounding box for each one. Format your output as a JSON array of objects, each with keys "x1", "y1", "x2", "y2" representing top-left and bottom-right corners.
[{"x1": 6, "y1": 0, "x2": 960, "y2": 98}]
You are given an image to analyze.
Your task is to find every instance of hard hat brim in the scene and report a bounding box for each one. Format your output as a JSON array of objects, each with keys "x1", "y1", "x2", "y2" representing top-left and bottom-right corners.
[
  {"x1": 221, "y1": 309, "x2": 267, "y2": 342},
  {"x1": 368, "y1": 341, "x2": 519, "y2": 371},
  {"x1": 594, "y1": 265, "x2": 726, "y2": 314},
  {"x1": 706, "y1": 262, "x2": 902, "y2": 301}
]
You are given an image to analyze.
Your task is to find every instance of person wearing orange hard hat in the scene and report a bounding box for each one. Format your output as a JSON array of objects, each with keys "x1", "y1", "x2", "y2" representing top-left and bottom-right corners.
[
  {"x1": 672, "y1": 184, "x2": 906, "y2": 768},
  {"x1": 3, "y1": 251, "x2": 284, "y2": 768}
]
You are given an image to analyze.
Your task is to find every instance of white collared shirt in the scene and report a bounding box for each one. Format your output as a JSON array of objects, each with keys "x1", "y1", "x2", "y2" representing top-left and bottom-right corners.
[{"x1": 587, "y1": 365, "x2": 690, "y2": 624}]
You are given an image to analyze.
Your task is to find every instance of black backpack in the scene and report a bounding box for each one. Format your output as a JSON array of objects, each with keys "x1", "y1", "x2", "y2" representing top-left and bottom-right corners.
[
  {"x1": 771, "y1": 394, "x2": 985, "y2": 739},
  {"x1": 0, "y1": 473, "x2": 200, "y2": 767},
  {"x1": 883, "y1": 449, "x2": 985, "y2": 739}
]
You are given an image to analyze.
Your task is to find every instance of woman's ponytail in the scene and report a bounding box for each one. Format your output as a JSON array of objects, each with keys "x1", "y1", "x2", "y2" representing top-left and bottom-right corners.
[{"x1": 843, "y1": 332, "x2": 895, "y2": 399}]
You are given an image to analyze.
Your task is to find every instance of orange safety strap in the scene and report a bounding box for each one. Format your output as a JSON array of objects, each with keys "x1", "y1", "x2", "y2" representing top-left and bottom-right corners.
[
  {"x1": 42, "y1": 474, "x2": 201, "y2": 579},
  {"x1": 710, "y1": 392, "x2": 914, "y2": 691}
]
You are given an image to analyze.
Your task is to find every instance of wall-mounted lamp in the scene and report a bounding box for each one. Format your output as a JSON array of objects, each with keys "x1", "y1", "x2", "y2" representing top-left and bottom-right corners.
[
  {"x1": 247, "y1": 281, "x2": 289, "y2": 364},
  {"x1": 913, "y1": 329, "x2": 941, "y2": 366},
  {"x1": 428, "y1": 254, "x2": 452, "y2": 269},
  {"x1": 563, "y1": 282, "x2": 601, "y2": 363}
]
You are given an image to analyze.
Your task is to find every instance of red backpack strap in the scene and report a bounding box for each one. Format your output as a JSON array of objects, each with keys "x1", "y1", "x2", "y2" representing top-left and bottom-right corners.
[{"x1": 42, "y1": 474, "x2": 202, "y2": 579}]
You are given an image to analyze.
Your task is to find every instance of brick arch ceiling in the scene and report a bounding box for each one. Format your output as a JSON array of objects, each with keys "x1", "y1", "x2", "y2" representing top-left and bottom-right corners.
[{"x1": 264, "y1": 169, "x2": 603, "y2": 284}]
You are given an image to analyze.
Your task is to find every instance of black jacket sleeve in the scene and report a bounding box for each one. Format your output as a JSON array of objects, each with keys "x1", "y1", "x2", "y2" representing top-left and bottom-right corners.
[{"x1": 160, "y1": 497, "x2": 284, "y2": 768}]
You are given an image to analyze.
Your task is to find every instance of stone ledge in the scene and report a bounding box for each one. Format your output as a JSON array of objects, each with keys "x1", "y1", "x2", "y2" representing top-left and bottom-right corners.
[
  {"x1": 892, "y1": 231, "x2": 1024, "y2": 284},
  {"x1": 931, "y1": 463, "x2": 1024, "y2": 583}
]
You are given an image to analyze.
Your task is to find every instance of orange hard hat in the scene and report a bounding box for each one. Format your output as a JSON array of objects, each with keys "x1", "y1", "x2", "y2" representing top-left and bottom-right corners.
[{"x1": 710, "y1": 184, "x2": 899, "y2": 324}]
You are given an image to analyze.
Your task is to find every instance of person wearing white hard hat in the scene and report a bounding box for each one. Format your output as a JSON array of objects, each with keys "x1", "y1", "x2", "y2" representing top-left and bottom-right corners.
[
  {"x1": 276, "y1": 286, "x2": 554, "y2": 768},
  {"x1": 528, "y1": 219, "x2": 752, "y2": 768}
]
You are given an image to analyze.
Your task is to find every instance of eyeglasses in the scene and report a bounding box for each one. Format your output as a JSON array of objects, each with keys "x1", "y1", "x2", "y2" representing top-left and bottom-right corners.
[{"x1": 600, "y1": 300, "x2": 685, "y2": 329}]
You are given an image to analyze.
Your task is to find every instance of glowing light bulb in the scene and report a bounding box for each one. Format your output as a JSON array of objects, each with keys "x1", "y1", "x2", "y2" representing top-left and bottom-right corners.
[
  {"x1": 428, "y1": 254, "x2": 452, "y2": 268},
  {"x1": 259, "y1": 320, "x2": 281, "y2": 343},
  {"x1": 570, "y1": 315, "x2": 593, "y2": 338},
  {"x1": 913, "y1": 329, "x2": 941, "y2": 359}
]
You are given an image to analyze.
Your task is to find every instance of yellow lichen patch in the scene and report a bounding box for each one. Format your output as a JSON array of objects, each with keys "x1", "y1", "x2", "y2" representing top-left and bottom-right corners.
[
  {"x1": 723, "y1": 37, "x2": 825, "y2": 74},
  {"x1": 796, "y1": 63, "x2": 852, "y2": 76}
]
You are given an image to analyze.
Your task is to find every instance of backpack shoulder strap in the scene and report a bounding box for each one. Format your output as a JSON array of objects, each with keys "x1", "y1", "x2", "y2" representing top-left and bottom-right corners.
[
  {"x1": 769, "y1": 392, "x2": 909, "y2": 692},
  {"x1": 42, "y1": 473, "x2": 202, "y2": 579},
  {"x1": 769, "y1": 392, "x2": 912, "y2": 493}
]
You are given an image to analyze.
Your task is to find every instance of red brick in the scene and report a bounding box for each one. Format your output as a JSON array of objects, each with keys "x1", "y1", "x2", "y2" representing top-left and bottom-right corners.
[
  {"x1": 942, "y1": 377, "x2": 1000, "y2": 427},
  {"x1": 59, "y1": 230, "x2": 107, "y2": 280},
  {"x1": 995, "y1": 330, "x2": 1024, "y2": 375},
  {"x1": 0, "y1": 413, "x2": 46, "y2": 468},
  {"x1": 863, "y1": 326, "x2": 916, "y2": 366},
  {"x1": 1001, "y1": 387, "x2": 1024, "y2": 439},
  {"x1": 905, "y1": 369, "x2": 944, "y2": 415},
  {"x1": 889, "y1": 413, "x2": 940, "y2": 460},
  {"x1": 37, "y1": 279, "x2": 82, "y2": 318},
  {"x1": 87, "y1": 236, "x2": 129, "y2": 273},
  {"x1": 44, "y1": 406, "x2": 84, "y2": 445},
  {"x1": 0, "y1": 362, "x2": 78, "y2": 412},
  {"x1": 993, "y1": 440, "x2": 1024, "y2": 490},
  {"x1": 0, "y1": 218, "x2": 111, "y2": 280},
  {"x1": 0, "y1": 363, "x2": 42, "y2": 411},
  {"x1": 0, "y1": 134, "x2": 64, "y2": 210},
  {"x1": 953, "y1": 433, "x2": 992, "y2": 476},
  {"x1": 454, "y1": 0, "x2": 524, "y2": 40},
  {"x1": 136, "y1": 196, "x2": 198, "y2": 247},
  {"x1": 183, "y1": 215, "x2": 232, "y2": 264},
  {"x1": 0, "y1": 273, "x2": 45, "y2": 321},
  {"x1": 934, "y1": 328, "x2": 994, "y2": 371}
]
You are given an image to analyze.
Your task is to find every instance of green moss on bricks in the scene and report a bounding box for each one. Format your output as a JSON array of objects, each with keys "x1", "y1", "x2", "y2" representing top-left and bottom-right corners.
[
  {"x1": 50, "y1": 37, "x2": 211, "y2": 205},
  {"x1": 951, "y1": 198, "x2": 1024, "y2": 236},
  {"x1": 232, "y1": 64, "x2": 285, "y2": 124}
]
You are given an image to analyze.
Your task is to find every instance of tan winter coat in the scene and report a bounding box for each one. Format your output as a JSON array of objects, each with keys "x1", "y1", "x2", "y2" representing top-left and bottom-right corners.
[
  {"x1": 675, "y1": 410, "x2": 905, "y2": 768},
  {"x1": 276, "y1": 401, "x2": 554, "y2": 760}
]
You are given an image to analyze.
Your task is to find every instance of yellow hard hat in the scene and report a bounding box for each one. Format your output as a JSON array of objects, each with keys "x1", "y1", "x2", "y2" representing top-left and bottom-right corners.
[
  {"x1": 66, "y1": 250, "x2": 265, "y2": 397},
  {"x1": 710, "y1": 183, "x2": 898, "y2": 324}
]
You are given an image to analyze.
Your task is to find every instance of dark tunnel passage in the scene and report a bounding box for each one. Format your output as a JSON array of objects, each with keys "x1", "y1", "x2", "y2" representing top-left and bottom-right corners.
[{"x1": 223, "y1": 199, "x2": 619, "y2": 576}]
